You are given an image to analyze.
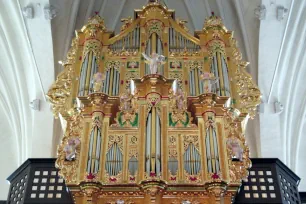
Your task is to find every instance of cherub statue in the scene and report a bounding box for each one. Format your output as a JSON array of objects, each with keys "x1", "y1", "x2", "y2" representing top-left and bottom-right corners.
[
  {"x1": 64, "y1": 138, "x2": 80, "y2": 161},
  {"x1": 142, "y1": 52, "x2": 165, "y2": 74},
  {"x1": 200, "y1": 72, "x2": 219, "y2": 93},
  {"x1": 175, "y1": 88, "x2": 185, "y2": 110},
  {"x1": 92, "y1": 72, "x2": 106, "y2": 92},
  {"x1": 227, "y1": 139, "x2": 243, "y2": 161},
  {"x1": 120, "y1": 88, "x2": 133, "y2": 112}
]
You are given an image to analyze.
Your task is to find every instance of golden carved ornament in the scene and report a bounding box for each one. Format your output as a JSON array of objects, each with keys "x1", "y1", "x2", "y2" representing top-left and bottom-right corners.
[
  {"x1": 168, "y1": 170, "x2": 178, "y2": 184},
  {"x1": 223, "y1": 114, "x2": 251, "y2": 183},
  {"x1": 146, "y1": 19, "x2": 163, "y2": 38},
  {"x1": 203, "y1": 16, "x2": 227, "y2": 32},
  {"x1": 56, "y1": 111, "x2": 83, "y2": 183},
  {"x1": 183, "y1": 135, "x2": 200, "y2": 151},
  {"x1": 199, "y1": 93, "x2": 217, "y2": 106},
  {"x1": 63, "y1": 37, "x2": 78, "y2": 66},
  {"x1": 205, "y1": 181, "x2": 228, "y2": 198},
  {"x1": 184, "y1": 170, "x2": 202, "y2": 184},
  {"x1": 89, "y1": 92, "x2": 108, "y2": 107},
  {"x1": 107, "y1": 48, "x2": 138, "y2": 57},
  {"x1": 228, "y1": 36, "x2": 261, "y2": 118},
  {"x1": 146, "y1": 92, "x2": 162, "y2": 115},
  {"x1": 139, "y1": 179, "x2": 167, "y2": 196},
  {"x1": 207, "y1": 40, "x2": 226, "y2": 59},
  {"x1": 169, "y1": 72, "x2": 183, "y2": 88},
  {"x1": 136, "y1": 2, "x2": 173, "y2": 19},
  {"x1": 82, "y1": 15, "x2": 106, "y2": 37},
  {"x1": 47, "y1": 38, "x2": 78, "y2": 117},
  {"x1": 79, "y1": 182, "x2": 101, "y2": 197},
  {"x1": 104, "y1": 171, "x2": 122, "y2": 184},
  {"x1": 105, "y1": 60, "x2": 121, "y2": 71},
  {"x1": 186, "y1": 60, "x2": 203, "y2": 70},
  {"x1": 228, "y1": 151, "x2": 251, "y2": 184},
  {"x1": 84, "y1": 39, "x2": 101, "y2": 59},
  {"x1": 120, "y1": 16, "x2": 133, "y2": 31},
  {"x1": 46, "y1": 66, "x2": 73, "y2": 117},
  {"x1": 107, "y1": 135, "x2": 124, "y2": 151},
  {"x1": 170, "y1": 48, "x2": 200, "y2": 57},
  {"x1": 176, "y1": 18, "x2": 189, "y2": 32},
  {"x1": 128, "y1": 171, "x2": 137, "y2": 184},
  {"x1": 113, "y1": 90, "x2": 139, "y2": 128},
  {"x1": 235, "y1": 69, "x2": 261, "y2": 118}
]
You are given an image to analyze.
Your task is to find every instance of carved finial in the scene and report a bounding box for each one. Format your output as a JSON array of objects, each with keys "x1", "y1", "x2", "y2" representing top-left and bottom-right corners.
[
  {"x1": 203, "y1": 16, "x2": 226, "y2": 31},
  {"x1": 83, "y1": 15, "x2": 106, "y2": 32}
]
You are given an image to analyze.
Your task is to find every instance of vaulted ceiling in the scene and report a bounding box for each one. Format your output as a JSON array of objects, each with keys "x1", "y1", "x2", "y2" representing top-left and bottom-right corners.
[{"x1": 0, "y1": 0, "x2": 305, "y2": 200}]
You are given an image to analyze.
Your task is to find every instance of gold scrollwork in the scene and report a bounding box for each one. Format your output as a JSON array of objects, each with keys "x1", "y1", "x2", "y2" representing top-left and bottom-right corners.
[
  {"x1": 47, "y1": 38, "x2": 78, "y2": 117},
  {"x1": 235, "y1": 69, "x2": 261, "y2": 118},
  {"x1": 186, "y1": 60, "x2": 203, "y2": 70},
  {"x1": 207, "y1": 40, "x2": 226, "y2": 59},
  {"x1": 84, "y1": 39, "x2": 101, "y2": 59},
  {"x1": 176, "y1": 18, "x2": 189, "y2": 32},
  {"x1": 107, "y1": 48, "x2": 138, "y2": 57},
  {"x1": 170, "y1": 47, "x2": 200, "y2": 57},
  {"x1": 120, "y1": 16, "x2": 133, "y2": 31},
  {"x1": 46, "y1": 66, "x2": 73, "y2": 117},
  {"x1": 203, "y1": 16, "x2": 227, "y2": 32},
  {"x1": 56, "y1": 111, "x2": 83, "y2": 183},
  {"x1": 105, "y1": 61, "x2": 121, "y2": 71},
  {"x1": 146, "y1": 20, "x2": 163, "y2": 38},
  {"x1": 82, "y1": 15, "x2": 106, "y2": 37}
]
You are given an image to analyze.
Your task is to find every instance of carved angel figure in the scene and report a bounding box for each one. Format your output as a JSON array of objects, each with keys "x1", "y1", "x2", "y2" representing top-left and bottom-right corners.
[
  {"x1": 92, "y1": 72, "x2": 106, "y2": 92},
  {"x1": 120, "y1": 92, "x2": 132, "y2": 111},
  {"x1": 175, "y1": 88, "x2": 185, "y2": 110},
  {"x1": 142, "y1": 52, "x2": 165, "y2": 74},
  {"x1": 64, "y1": 138, "x2": 80, "y2": 161},
  {"x1": 200, "y1": 72, "x2": 219, "y2": 93},
  {"x1": 227, "y1": 138, "x2": 243, "y2": 161},
  {"x1": 120, "y1": 88, "x2": 137, "y2": 112},
  {"x1": 169, "y1": 87, "x2": 186, "y2": 112}
]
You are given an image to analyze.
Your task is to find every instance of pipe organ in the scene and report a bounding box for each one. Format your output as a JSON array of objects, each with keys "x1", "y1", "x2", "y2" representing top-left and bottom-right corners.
[{"x1": 47, "y1": 1, "x2": 261, "y2": 203}]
